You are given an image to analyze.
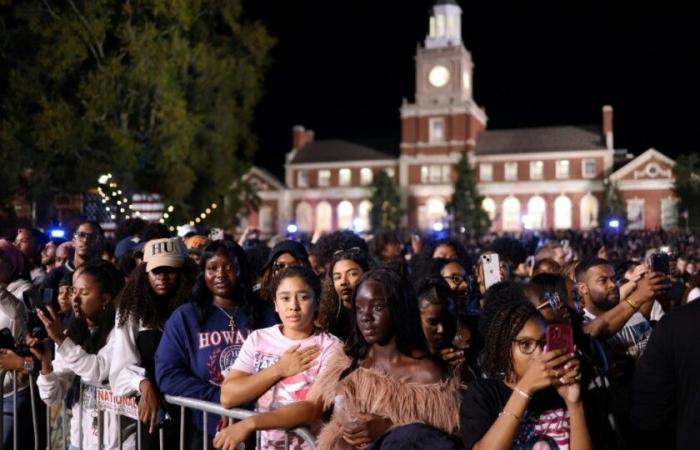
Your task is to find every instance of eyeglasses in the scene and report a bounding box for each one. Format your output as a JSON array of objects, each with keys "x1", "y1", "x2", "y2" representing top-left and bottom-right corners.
[
  {"x1": 513, "y1": 337, "x2": 546, "y2": 355},
  {"x1": 272, "y1": 261, "x2": 297, "y2": 272},
  {"x1": 536, "y1": 291, "x2": 563, "y2": 311},
  {"x1": 443, "y1": 274, "x2": 467, "y2": 285},
  {"x1": 74, "y1": 231, "x2": 98, "y2": 242},
  {"x1": 333, "y1": 247, "x2": 362, "y2": 258}
]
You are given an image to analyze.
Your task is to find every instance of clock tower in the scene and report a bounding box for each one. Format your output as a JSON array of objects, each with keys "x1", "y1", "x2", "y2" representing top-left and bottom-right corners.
[{"x1": 400, "y1": 0, "x2": 487, "y2": 157}]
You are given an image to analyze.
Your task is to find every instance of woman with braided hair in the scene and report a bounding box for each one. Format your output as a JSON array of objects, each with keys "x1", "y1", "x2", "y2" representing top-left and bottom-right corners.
[{"x1": 460, "y1": 299, "x2": 592, "y2": 450}]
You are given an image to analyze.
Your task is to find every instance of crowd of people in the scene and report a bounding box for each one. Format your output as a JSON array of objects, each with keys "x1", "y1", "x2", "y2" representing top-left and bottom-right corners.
[{"x1": 0, "y1": 217, "x2": 698, "y2": 450}]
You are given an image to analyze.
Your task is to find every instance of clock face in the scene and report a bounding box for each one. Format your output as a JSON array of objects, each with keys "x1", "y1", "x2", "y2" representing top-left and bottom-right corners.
[
  {"x1": 428, "y1": 65, "x2": 450, "y2": 87},
  {"x1": 463, "y1": 71, "x2": 471, "y2": 90}
]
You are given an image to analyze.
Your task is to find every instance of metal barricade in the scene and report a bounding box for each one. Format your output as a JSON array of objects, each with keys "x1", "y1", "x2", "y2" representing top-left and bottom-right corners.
[
  {"x1": 164, "y1": 394, "x2": 317, "y2": 450},
  {"x1": 76, "y1": 382, "x2": 316, "y2": 450},
  {"x1": 0, "y1": 369, "x2": 42, "y2": 450},
  {"x1": 0, "y1": 375, "x2": 317, "y2": 450}
]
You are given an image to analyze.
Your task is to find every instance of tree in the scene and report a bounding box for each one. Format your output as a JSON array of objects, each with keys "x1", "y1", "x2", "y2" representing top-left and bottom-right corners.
[
  {"x1": 601, "y1": 170, "x2": 625, "y2": 226},
  {"x1": 0, "y1": 0, "x2": 274, "y2": 225},
  {"x1": 447, "y1": 152, "x2": 490, "y2": 234},
  {"x1": 673, "y1": 153, "x2": 700, "y2": 230},
  {"x1": 369, "y1": 171, "x2": 403, "y2": 231}
]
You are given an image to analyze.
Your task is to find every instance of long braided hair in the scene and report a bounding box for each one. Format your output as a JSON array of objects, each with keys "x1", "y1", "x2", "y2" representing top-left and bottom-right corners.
[{"x1": 480, "y1": 299, "x2": 540, "y2": 381}]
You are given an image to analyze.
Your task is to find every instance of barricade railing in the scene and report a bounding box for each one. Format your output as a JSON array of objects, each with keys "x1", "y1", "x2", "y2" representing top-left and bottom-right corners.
[
  {"x1": 81, "y1": 381, "x2": 317, "y2": 450},
  {"x1": 0, "y1": 369, "x2": 42, "y2": 450},
  {"x1": 0, "y1": 373, "x2": 317, "y2": 450}
]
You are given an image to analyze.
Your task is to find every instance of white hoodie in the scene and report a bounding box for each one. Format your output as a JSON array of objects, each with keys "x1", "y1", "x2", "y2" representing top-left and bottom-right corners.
[{"x1": 37, "y1": 330, "x2": 134, "y2": 450}]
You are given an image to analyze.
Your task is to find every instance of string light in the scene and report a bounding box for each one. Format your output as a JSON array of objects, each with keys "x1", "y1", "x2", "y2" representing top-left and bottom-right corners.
[
  {"x1": 163, "y1": 201, "x2": 220, "y2": 228},
  {"x1": 95, "y1": 173, "x2": 137, "y2": 224}
]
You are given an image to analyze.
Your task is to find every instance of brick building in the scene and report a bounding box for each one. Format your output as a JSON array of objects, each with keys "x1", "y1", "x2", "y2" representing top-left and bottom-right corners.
[{"x1": 244, "y1": 0, "x2": 677, "y2": 237}]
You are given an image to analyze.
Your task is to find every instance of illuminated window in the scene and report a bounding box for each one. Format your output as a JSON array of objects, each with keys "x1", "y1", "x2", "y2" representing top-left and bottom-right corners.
[
  {"x1": 527, "y1": 196, "x2": 546, "y2": 230},
  {"x1": 318, "y1": 170, "x2": 330, "y2": 187},
  {"x1": 556, "y1": 160, "x2": 570, "y2": 179},
  {"x1": 502, "y1": 196, "x2": 521, "y2": 231},
  {"x1": 316, "y1": 201, "x2": 332, "y2": 232},
  {"x1": 480, "y1": 163, "x2": 493, "y2": 181},
  {"x1": 554, "y1": 195, "x2": 572, "y2": 229},
  {"x1": 429, "y1": 118, "x2": 445, "y2": 143},
  {"x1": 360, "y1": 168, "x2": 373, "y2": 186},
  {"x1": 296, "y1": 171, "x2": 308, "y2": 188},
  {"x1": 421, "y1": 166, "x2": 429, "y2": 183},
  {"x1": 661, "y1": 198, "x2": 678, "y2": 230},
  {"x1": 339, "y1": 169, "x2": 352, "y2": 186},
  {"x1": 337, "y1": 201, "x2": 354, "y2": 229},
  {"x1": 295, "y1": 202, "x2": 312, "y2": 232},
  {"x1": 442, "y1": 165, "x2": 451, "y2": 183},
  {"x1": 580, "y1": 193, "x2": 599, "y2": 229},
  {"x1": 430, "y1": 165, "x2": 442, "y2": 183},
  {"x1": 505, "y1": 162, "x2": 518, "y2": 181},
  {"x1": 482, "y1": 198, "x2": 496, "y2": 221},
  {"x1": 530, "y1": 161, "x2": 544, "y2": 180}
]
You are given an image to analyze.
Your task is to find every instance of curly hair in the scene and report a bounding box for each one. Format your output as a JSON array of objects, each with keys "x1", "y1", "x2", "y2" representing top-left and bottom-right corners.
[
  {"x1": 480, "y1": 299, "x2": 540, "y2": 381},
  {"x1": 317, "y1": 249, "x2": 373, "y2": 332},
  {"x1": 115, "y1": 259, "x2": 198, "y2": 329},
  {"x1": 268, "y1": 265, "x2": 322, "y2": 304},
  {"x1": 310, "y1": 231, "x2": 370, "y2": 272},
  {"x1": 340, "y1": 268, "x2": 430, "y2": 379},
  {"x1": 190, "y1": 240, "x2": 264, "y2": 329}
]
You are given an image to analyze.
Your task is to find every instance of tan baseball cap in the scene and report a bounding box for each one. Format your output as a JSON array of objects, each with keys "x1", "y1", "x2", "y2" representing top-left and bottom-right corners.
[{"x1": 143, "y1": 238, "x2": 187, "y2": 272}]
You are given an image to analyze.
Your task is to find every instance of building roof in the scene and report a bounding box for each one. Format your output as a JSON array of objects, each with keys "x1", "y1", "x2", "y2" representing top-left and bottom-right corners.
[
  {"x1": 474, "y1": 125, "x2": 606, "y2": 155},
  {"x1": 289, "y1": 139, "x2": 397, "y2": 164}
]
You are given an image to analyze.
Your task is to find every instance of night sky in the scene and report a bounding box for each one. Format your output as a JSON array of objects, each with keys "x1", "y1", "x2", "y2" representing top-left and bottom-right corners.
[{"x1": 246, "y1": 0, "x2": 699, "y2": 179}]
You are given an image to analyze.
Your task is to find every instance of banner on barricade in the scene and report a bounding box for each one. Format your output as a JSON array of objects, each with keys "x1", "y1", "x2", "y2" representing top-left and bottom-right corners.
[{"x1": 95, "y1": 387, "x2": 139, "y2": 420}]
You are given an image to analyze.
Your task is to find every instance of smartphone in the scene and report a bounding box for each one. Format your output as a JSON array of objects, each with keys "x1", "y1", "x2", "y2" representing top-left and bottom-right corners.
[
  {"x1": 481, "y1": 252, "x2": 501, "y2": 290},
  {"x1": 545, "y1": 323, "x2": 574, "y2": 355},
  {"x1": 650, "y1": 252, "x2": 670, "y2": 275}
]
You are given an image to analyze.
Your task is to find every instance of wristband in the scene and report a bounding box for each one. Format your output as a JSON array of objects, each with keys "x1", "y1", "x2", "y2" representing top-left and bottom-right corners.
[{"x1": 514, "y1": 387, "x2": 531, "y2": 400}]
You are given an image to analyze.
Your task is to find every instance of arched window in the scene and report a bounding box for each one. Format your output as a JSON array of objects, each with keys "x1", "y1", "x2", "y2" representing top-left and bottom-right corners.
[
  {"x1": 295, "y1": 202, "x2": 312, "y2": 232},
  {"x1": 357, "y1": 200, "x2": 372, "y2": 232},
  {"x1": 426, "y1": 197, "x2": 446, "y2": 225},
  {"x1": 316, "y1": 201, "x2": 332, "y2": 232},
  {"x1": 527, "y1": 196, "x2": 546, "y2": 230},
  {"x1": 337, "y1": 201, "x2": 354, "y2": 230},
  {"x1": 482, "y1": 197, "x2": 496, "y2": 221},
  {"x1": 580, "y1": 193, "x2": 599, "y2": 230},
  {"x1": 554, "y1": 195, "x2": 572, "y2": 229},
  {"x1": 502, "y1": 196, "x2": 521, "y2": 231}
]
